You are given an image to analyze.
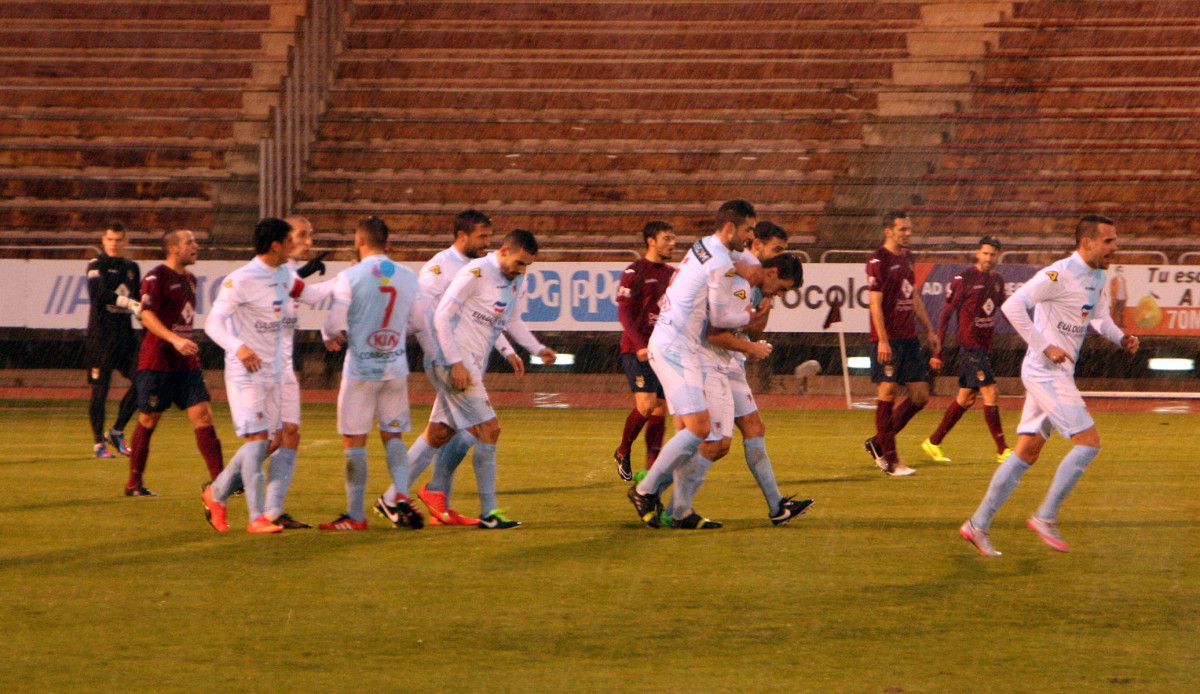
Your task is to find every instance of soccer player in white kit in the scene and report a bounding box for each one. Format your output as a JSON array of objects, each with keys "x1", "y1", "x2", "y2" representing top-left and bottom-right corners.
[
  {"x1": 402, "y1": 229, "x2": 557, "y2": 529},
  {"x1": 960, "y1": 215, "x2": 1139, "y2": 556},
  {"x1": 200, "y1": 218, "x2": 331, "y2": 533},
  {"x1": 316, "y1": 216, "x2": 426, "y2": 531},
  {"x1": 627, "y1": 200, "x2": 760, "y2": 528},
  {"x1": 376, "y1": 209, "x2": 526, "y2": 526}
]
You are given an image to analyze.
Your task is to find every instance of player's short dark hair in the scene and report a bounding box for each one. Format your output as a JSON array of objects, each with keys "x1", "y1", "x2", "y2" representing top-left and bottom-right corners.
[
  {"x1": 357, "y1": 215, "x2": 389, "y2": 249},
  {"x1": 161, "y1": 229, "x2": 188, "y2": 254},
  {"x1": 716, "y1": 199, "x2": 756, "y2": 229},
  {"x1": 453, "y1": 209, "x2": 492, "y2": 237},
  {"x1": 882, "y1": 210, "x2": 908, "y2": 229},
  {"x1": 502, "y1": 228, "x2": 539, "y2": 255},
  {"x1": 1075, "y1": 214, "x2": 1115, "y2": 246},
  {"x1": 104, "y1": 221, "x2": 125, "y2": 234},
  {"x1": 762, "y1": 252, "x2": 804, "y2": 285},
  {"x1": 254, "y1": 217, "x2": 292, "y2": 256},
  {"x1": 753, "y1": 221, "x2": 788, "y2": 243},
  {"x1": 979, "y1": 235, "x2": 1002, "y2": 250},
  {"x1": 642, "y1": 220, "x2": 673, "y2": 246}
]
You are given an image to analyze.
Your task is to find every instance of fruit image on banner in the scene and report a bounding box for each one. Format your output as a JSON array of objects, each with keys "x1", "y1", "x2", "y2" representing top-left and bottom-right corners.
[
  {"x1": 1134, "y1": 294, "x2": 1162, "y2": 330},
  {"x1": 1115, "y1": 266, "x2": 1200, "y2": 336}
]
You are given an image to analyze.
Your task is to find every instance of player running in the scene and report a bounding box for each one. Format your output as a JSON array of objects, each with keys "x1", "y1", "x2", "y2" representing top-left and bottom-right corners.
[
  {"x1": 922, "y1": 236, "x2": 1012, "y2": 464},
  {"x1": 376, "y1": 209, "x2": 525, "y2": 526},
  {"x1": 960, "y1": 215, "x2": 1138, "y2": 556},
  {"x1": 863, "y1": 211, "x2": 940, "y2": 477},
  {"x1": 400, "y1": 229, "x2": 557, "y2": 529},
  {"x1": 85, "y1": 222, "x2": 141, "y2": 458},
  {"x1": 199, "y1": 218, "x2": 330, "y2": 533},
  {"x1": 627, "y1": 200, "x2": 760, "y2": 528},
  {"x1": 124, "y1": 230, "x2": 225, "y2": 497},
  {"x1": 612, "y1": 220, "x2": 676, "y2": 481},
  {"x1": 318, "y1": 217, "x2": 426, "y2": 531}
]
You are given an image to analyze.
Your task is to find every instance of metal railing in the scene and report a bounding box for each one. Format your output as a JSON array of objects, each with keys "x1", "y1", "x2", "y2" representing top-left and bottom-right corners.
[{"x1": 260, "y1": 0, "x2": 345, "y2": 218}]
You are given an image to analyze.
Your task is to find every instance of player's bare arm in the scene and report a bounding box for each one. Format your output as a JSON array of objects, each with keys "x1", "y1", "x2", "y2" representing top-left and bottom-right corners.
[
  {"x1": 706, "y1": 327, "x2": 772, "y2": 361},
  {"x1": 868, "y1": 291, "x2": 891, "y2": 362},
  {"x1": 140, "y1": 308, "x2": 198, "y2": 357},
  {"x1": 912, "y1": 288, "x2": 940, "y2": 355}
]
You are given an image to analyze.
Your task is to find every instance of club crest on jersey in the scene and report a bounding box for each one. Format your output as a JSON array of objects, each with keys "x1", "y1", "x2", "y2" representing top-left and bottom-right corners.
[
  {"x1": 272, "y1": 299, "x2": 283, "y2": 315},
  {"x1": 493, "y1": 300, "x2": 507, "y2": 315},
  {"x1": 982, "y1": 298, "x2": 995, "y2": 316},
  {"x1": 901, "y1": 278, "x2": 914, "y2": 298},
  {"x1": 1081, "y1": 303, "x2": 1093, "y2": 319},
  {"x1": 690, "y1": 239, "x2": 711, "y2": 264},
  {"x1": 1046, "y1": 271, "x2": 1059, "y2": 282}
]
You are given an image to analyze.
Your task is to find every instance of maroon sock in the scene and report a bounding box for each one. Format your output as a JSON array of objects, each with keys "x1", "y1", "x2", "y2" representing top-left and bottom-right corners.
[
  {"x1": 616, "y1": 408, "x2": 647, "y2": 457},
  {"x1": 127, "y1": 423, "x2": 153, "y2": 489},
  {"x1": 929, "y1": 401, "x2": 967, "y2": 445},
  {"x1": 875, "y1": 400, "x2": 897, "y2": 463},
  {"x1": 890, "y1": 398, "x2": 925, "y2": 436},
  {"x1": 644, "y1": 415, "x2": 665, "y2": 467},
  {"x1": 194, "y1": 425, "x2": 225, "y2": 480},
  {"x1": 983, "y1": 405, "x2": 1007, "y2": 453}
]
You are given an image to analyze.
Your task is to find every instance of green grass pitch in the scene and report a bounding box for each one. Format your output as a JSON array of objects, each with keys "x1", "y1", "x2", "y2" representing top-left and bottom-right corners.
[{"x1": 1, "y1": 400, "x2": 1197, "y2": 692}]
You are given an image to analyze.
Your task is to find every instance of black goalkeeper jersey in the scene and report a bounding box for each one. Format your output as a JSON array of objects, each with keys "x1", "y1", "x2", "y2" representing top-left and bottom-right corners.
[{"x1": 86, "y1": 252, "x2": 141, "y2": 351}]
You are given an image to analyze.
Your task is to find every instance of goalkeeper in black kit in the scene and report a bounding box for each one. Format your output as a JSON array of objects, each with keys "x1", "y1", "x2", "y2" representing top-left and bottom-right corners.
[{"x1": 86, "y1": 223, "x2": 142, "y2": 459}]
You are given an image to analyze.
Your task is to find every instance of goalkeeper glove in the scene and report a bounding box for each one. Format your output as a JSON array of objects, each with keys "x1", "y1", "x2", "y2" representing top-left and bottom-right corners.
[{"x1": 297, "y1": 251, "x2": 329, "y2": 278}]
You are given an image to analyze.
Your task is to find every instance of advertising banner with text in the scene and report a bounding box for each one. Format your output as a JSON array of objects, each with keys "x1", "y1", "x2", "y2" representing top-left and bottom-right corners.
[{"x1": 5, "y1": 259, "x2": 1197, "y2": 336}]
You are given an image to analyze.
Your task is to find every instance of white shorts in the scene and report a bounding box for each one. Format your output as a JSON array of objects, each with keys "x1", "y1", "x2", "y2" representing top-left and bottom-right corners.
[
  {"x1": 703, "y1": 365, "x2": 734, "y2": 443},
  {"x1": 337, "y1": 377, "x2": 411, "y2": 436},
  {"x1": 427, "y1": 363, "x2": 496, "y2": 430},
  {"x1": 275, "y1": 370, "x2": 301, "y2": 430},
  {"x1": 648, "y1": 343, "x2": 706, "y2": 416},
  {"x1": 226, "y1": 375, "x2": 282, "y2": 438},
  {"x1": 729, "y1": 364, "x2": 758, "y2": 419},
  {"x1": 1016, "y1": 375, "x2": 1095, "y2": 439}
]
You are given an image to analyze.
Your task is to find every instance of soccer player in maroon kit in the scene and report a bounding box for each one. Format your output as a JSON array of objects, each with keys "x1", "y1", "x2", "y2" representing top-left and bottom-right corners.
[
  {"x1": 922, "y1": 236, "x2": 1012, "y2": 464},
  {"x1": 123, "y1": 229, "x2": 225, "y2": 496},
  {"x1": 864, "y1": 211, "x2": 940, "y2": 477},
  {"x1": 612, "y1": 221, "x2": 677, "y2": 481}
]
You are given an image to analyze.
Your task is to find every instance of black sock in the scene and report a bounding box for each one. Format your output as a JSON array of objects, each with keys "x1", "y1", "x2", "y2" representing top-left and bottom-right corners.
[
  {"x1": 114, "y1": 386, "x2": 137, "y2": 433},
  {"x1": 89, "y1": 383, "x2": 109, "y2": 444}
]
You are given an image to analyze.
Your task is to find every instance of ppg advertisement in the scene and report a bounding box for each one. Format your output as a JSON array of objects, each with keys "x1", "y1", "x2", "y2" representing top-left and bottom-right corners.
[{"x1": 7, "y1": 259, "x2": 1200, "y2": 336}]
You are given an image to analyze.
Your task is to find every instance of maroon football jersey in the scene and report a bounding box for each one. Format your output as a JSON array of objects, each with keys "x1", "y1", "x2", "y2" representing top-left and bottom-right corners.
[
  {"x1": 865, "y1": 246, "x2": 917, "y2": 342},
  {"x1": 616, "y1": 257, "x2": 675, "y2": 353},
  {"x1": 137, "y1": 264, "x2": 201, "y2": 372},
  {"x1": 936, "y1": 265, "x2": 1007, "y2": 354}
]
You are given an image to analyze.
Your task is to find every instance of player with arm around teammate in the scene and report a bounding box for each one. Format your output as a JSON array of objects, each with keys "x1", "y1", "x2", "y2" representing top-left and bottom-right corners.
[
  {"x1": 960, "y1": 215, "x2": 1138, "y2": 557},
  {"x1": 626, "y1": 200, "x2": 760, "y2": 528},
  {"x1": 922, "y1": 236, "x2": 1012, "y2": 465}
]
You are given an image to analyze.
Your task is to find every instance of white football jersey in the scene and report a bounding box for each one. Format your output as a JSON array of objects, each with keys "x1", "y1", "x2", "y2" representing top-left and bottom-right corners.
[
  {"x1": 1001, "y1": 252, "x2": 1125, "y2": 381},
  {"x1": 206, "y1": 257, "x2": 326, "y2": 384},
  {"x1": 650, "y1": 234, "x2": 750, "y2": 357},
  {"x1": 420, "y1": 246, "x2": 515, "y2": 357}
]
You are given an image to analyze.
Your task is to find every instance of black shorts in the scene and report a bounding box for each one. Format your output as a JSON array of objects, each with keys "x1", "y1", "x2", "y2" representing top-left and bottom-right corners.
[
  {"x1": 135, "y1": 369, "x2": 211, "y2": 413},
  {"x1": 957, "y1": 348, "x2": 997, "y2": 389},
  {"x1": 86, "y1": 335, "x2": 138, "y2": 385},
  {"x1": 621, "y1": 353, "x2": 664, "y2": 397},
  {"x1": 870, "y1": 337, "x2": 930, "y2": 385}
]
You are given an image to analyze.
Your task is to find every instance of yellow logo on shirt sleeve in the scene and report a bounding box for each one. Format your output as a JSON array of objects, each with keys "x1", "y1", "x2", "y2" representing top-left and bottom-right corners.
[
  {"x1": 725, "y1": 270, "x2": 737, "y2": 278},
  {"x1": 1046, "y1": 271, "x2": 1059, "y2": 282},
  {"x1": 429, "y1": 265, "x2": 441, "y2": 275},
  {"x1": 223, "y1": 279, "x2": 233, "y2": 288},
  {"x1": 470, "y1": 268, "x2": 482, "y2": 278},
  {"x1": 734, "y1": 290, "x2": 747, "y2": 300}
]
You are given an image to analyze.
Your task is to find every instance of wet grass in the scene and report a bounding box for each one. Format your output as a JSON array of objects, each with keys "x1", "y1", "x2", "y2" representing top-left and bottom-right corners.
[{"x1": 1, "y1": 403, "x2": 1196, "y2": 692}]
